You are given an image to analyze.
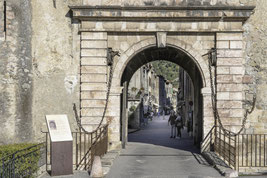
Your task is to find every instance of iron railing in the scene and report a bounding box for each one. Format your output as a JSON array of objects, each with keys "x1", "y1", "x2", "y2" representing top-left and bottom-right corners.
[
  {"x1": 202, "y1": 126, "x2": 267, "y2": 172},
  {"x1": 237, "y1": 134, "x2": 267, "y2": 171},
  {"x1": 0, "y1": 142, "x2": 46, "y2": 178},
  {"x1": 214, "y1": 126, "x2": 237, "y2": 169},
  {"x1": 44, "y1": 124, "x2": 108, "y2": 171}
]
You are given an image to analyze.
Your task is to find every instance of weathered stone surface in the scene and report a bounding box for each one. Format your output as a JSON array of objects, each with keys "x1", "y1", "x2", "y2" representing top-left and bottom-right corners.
[
  {"x1": 81, "y1": 49, "x2": 107, "y2": 57},
  {"x1": 81, "y1": 57, "x2": 107, "y2": 65},
  {"x1": 81, "y1": 91, "x2": 107, "y2": 100},
  {"x1": 81, "y1": 32, "x2": 107, "y2": 40},
  {"x1": 217, "y1": 33, "x2": 243, "y2": 41},
  {"x1": 81, "y1": 41, "x2": 107, "y2": 49},
  {"x1": 217, "y1": 101, "x2": 242, "y2": 109},
  {"x1": 90, "y1": 156, "x2": 103, "y2": 178},
  {"x1": 3, "y1": 4, "x2": 267, "y2": 174},
  {"x1": 217, "y1": 58, "x2": 244, "y2": 66},
  {"x1": 81, "y1": 83, "x2": 107, "y2": 91},
  {"x1": 217, "y1": 84, "x2": 243, "y2": 92},
  {"x1": 81, "y1": 74, "x2": 107, "y2": 83},
  {"x1": 81, "y1": 66, "x2": 107, "y2": 74},
  {"x1": 217, "y1": 41, "x2": 229, "y2": 49},
  {"x1": 217, "y1": 49, "x2": 243, "y2": 58},
  {"x1": 230, "y1": 41, "x2": 243, "y2": 49}
]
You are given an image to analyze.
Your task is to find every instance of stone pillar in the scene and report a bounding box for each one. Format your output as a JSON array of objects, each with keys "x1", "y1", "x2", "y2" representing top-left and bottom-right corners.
[
  {"x1": 216, "y1": 32, "x2": 244, "y2": 132},
  {"x1": 108, "y1": 85, "x2": 123, "y2": 150},
  {"x1": 201, "y1": 87, "x2": 214, "y2": 138},
  {"x1": 80, "y1": 32, "x2": 108, "y2": 131}
]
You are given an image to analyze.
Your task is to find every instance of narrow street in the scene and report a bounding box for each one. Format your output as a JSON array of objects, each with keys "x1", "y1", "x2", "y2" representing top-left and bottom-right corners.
[{"x1": 106, "y1": 115, "x2": 223, "y2": 178}]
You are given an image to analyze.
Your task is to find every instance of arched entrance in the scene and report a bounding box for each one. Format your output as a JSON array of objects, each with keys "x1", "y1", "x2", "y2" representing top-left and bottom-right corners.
[
  {"x1": 70, "y1": 5, "x2": 252, "y2": 151},
  {"x1": 115, "y1": 38, "x2": 210, "y2": 148}
]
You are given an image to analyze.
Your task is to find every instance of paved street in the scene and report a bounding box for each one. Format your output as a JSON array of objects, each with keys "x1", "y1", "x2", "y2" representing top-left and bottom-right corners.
[{"x1": 106, "y1": 115, "x2": 223, "y2": 178}]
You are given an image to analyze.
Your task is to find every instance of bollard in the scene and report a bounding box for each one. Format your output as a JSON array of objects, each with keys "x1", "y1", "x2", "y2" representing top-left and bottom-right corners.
[{"x1": 90, "y1": 156, "x2": 103, "y2": 178}]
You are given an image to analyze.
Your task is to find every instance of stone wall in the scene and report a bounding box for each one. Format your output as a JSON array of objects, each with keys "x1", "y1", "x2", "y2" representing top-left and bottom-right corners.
[
  {"x1": 243, "y1": 0, "x2": 267, "y2": 135},
  {"x1": 1, "y1": 0, "x2": 267, "y2": 148},
  {"x1": 0, "y1": 0, "x2": 33, "y2": 144},
  {"x1": 0, "y1": 0, "x2": 82, "y2": 144}
]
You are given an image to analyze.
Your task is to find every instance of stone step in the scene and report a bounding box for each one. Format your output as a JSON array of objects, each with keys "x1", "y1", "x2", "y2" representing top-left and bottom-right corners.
[{"x1": 101, "y1": 158, "x2": 113, "y2": 166}]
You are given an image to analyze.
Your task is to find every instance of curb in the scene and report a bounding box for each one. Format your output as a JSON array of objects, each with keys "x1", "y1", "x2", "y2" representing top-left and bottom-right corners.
[{"x1": 202, "y1": 151, "x2": 238, "y2": 178}]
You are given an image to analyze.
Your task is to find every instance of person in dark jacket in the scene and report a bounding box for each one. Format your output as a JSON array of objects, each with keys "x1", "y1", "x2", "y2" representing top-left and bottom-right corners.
[
  {"x1": 175, "y1": 112, "x2": 183, "y2": 138},
  {"x1": 168, "y1": 110, "x2": 177, "y2": 138}
]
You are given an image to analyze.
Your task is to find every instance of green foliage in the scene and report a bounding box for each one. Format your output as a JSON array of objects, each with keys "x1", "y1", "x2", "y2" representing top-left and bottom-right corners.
[
  {"x1": 129, "y1": 105, "x2": 137, "y2": 112},
  {"x1": 151, "y1": 61, "x2": 179, "y2": 88},
  {"x1": 0, "y1": 143, "x2": 43, "y2": 178}
]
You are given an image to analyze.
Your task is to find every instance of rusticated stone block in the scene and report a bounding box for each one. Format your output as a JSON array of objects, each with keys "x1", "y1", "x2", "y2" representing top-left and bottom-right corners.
[
  {"x1": 217, "y1": 58, "x2": 243, "y2": 66},
  {"x1": 230, "y1": 41, "x2": 243, "y2": 49},
  {"x1": 230, "y1": 66, "x2": 245, "y2": 75},
  {"x1": 217, "y1": 100, "x2": 242, "y2": 109},
  {"x1": 81, "y1": 49, "x2": 107, "y2": 57},
  {"x1": 81, "y1": 57, "x2": 107, "y2": 66},
  {"x1": 81, "y1": 83, "x2": 107, "y2": 91},
  {"x1": 217, "y1": 92, "x2": 230, "y2": 100},
  {"x1": 81, "y1": 41, "x2": 107, "y2": 49},
  {"x1": 229, "y1": 92, "x2": 243, "y2": 100},
  {"x1": 81, "y1": 66, "x2": 107, "y2": 74},
  {"x1": 217, "y1": 67, "x2": 230, "y2": 74},
  {"x1": 217, "y1": 84, "x2": 243, "y2": 92},
  {"x1": 229, "y1": 109, "x2": 244, "y2": 117},
  {"x1": 217, "y1": 41, "x2": 229, "y2": 49},
  {"x1": 81, "y1": 32, "x2": 107, "y2": 40},
  {"x1": 81, "y1": 74, "x2": 107, "y2": 83},
  {"x1": 217, "y1": 75, "x2": 233, "y2": 83},
  {"x1": 81, "y1": 100, "x2": 106, "y2": 107},
  {"x1": 217, "y1": 49, "x2": 243, "y2": 58},
  {"x1": 217, "y1": 33, "x2": 243, "y2": 41},
  {"x1": 81, "y1": 91, "x2": 107, "y2": 100}
]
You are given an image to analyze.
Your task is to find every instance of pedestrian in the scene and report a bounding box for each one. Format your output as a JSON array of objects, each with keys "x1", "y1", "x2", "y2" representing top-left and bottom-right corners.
[
  {"x1": 175, "y1": 112, "x2": 183, "y2": 138},
  {"x1": 163, "y1": 109, "x2": 165, "y2": 120},
  {"x1": 168, "y1": 110, "x2": 176, "y2": 138}
]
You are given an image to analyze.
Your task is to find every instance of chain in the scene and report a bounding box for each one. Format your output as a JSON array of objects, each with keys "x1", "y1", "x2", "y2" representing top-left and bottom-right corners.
[
  {"x1": 208, "y1": 55, "x2": 256, "y2": 136},
  {"x1": 73, "y1": 54, "x2": 115, "y2": 134}
]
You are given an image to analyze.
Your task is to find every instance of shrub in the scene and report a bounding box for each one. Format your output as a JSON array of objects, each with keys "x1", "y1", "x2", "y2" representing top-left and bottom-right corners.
[{"x1": 0, "y1": 143, "x2": 43, "y2": 178}]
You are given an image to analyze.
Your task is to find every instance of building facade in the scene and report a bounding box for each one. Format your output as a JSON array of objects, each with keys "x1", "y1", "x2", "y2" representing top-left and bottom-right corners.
[{"x1": 0, "y1": 1, "x2": 267, "y2": 165}]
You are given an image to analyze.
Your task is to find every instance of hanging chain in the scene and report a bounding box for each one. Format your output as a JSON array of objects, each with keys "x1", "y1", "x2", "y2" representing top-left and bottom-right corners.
[
  {"x1": 73, "y1": 49, "x2": 120, "y2": 134},
  {"x1": 208, "y1": 54, "x2": 256, "y2": 136}
]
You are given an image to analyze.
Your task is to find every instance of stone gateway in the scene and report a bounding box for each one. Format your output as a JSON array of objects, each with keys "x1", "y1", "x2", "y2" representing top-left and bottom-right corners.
[{"x1": 1, "y1": 0, "x2": 267, "y2": 166}]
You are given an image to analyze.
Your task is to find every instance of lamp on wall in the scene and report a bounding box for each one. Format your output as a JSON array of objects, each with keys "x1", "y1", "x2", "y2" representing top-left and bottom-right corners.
[
  {"x1": 208, "y1": 48, "x2": 217, "y2": 66},
  {"x1": 107, "y1": 48, "x2": 120, "y2": 66}
]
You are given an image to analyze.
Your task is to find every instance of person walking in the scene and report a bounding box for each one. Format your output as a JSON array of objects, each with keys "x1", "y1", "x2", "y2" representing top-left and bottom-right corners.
[
  {"x1": 168, "y1": 110, "x2": 176, "y2": 138},
  {"x1": 175, "y1": 112, "x2": 183, "y2": 138}
]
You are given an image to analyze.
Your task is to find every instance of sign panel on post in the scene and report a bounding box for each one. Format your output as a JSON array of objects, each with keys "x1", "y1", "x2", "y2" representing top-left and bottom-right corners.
[{"x1": 46, "y1": 115, "x2": 73, "y2": 176}]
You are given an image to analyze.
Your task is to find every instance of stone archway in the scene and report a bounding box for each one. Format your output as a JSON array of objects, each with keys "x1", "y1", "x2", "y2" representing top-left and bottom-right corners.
[
  {"x1": 113, "y1": 37, "x2": 210, "y2": 87},
  {"x1": 112, "y1": 37, "x2": 212, "y2": 147},
  {"x1": 70, "y1": 5, "x2": 253, "y2": 150}
]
